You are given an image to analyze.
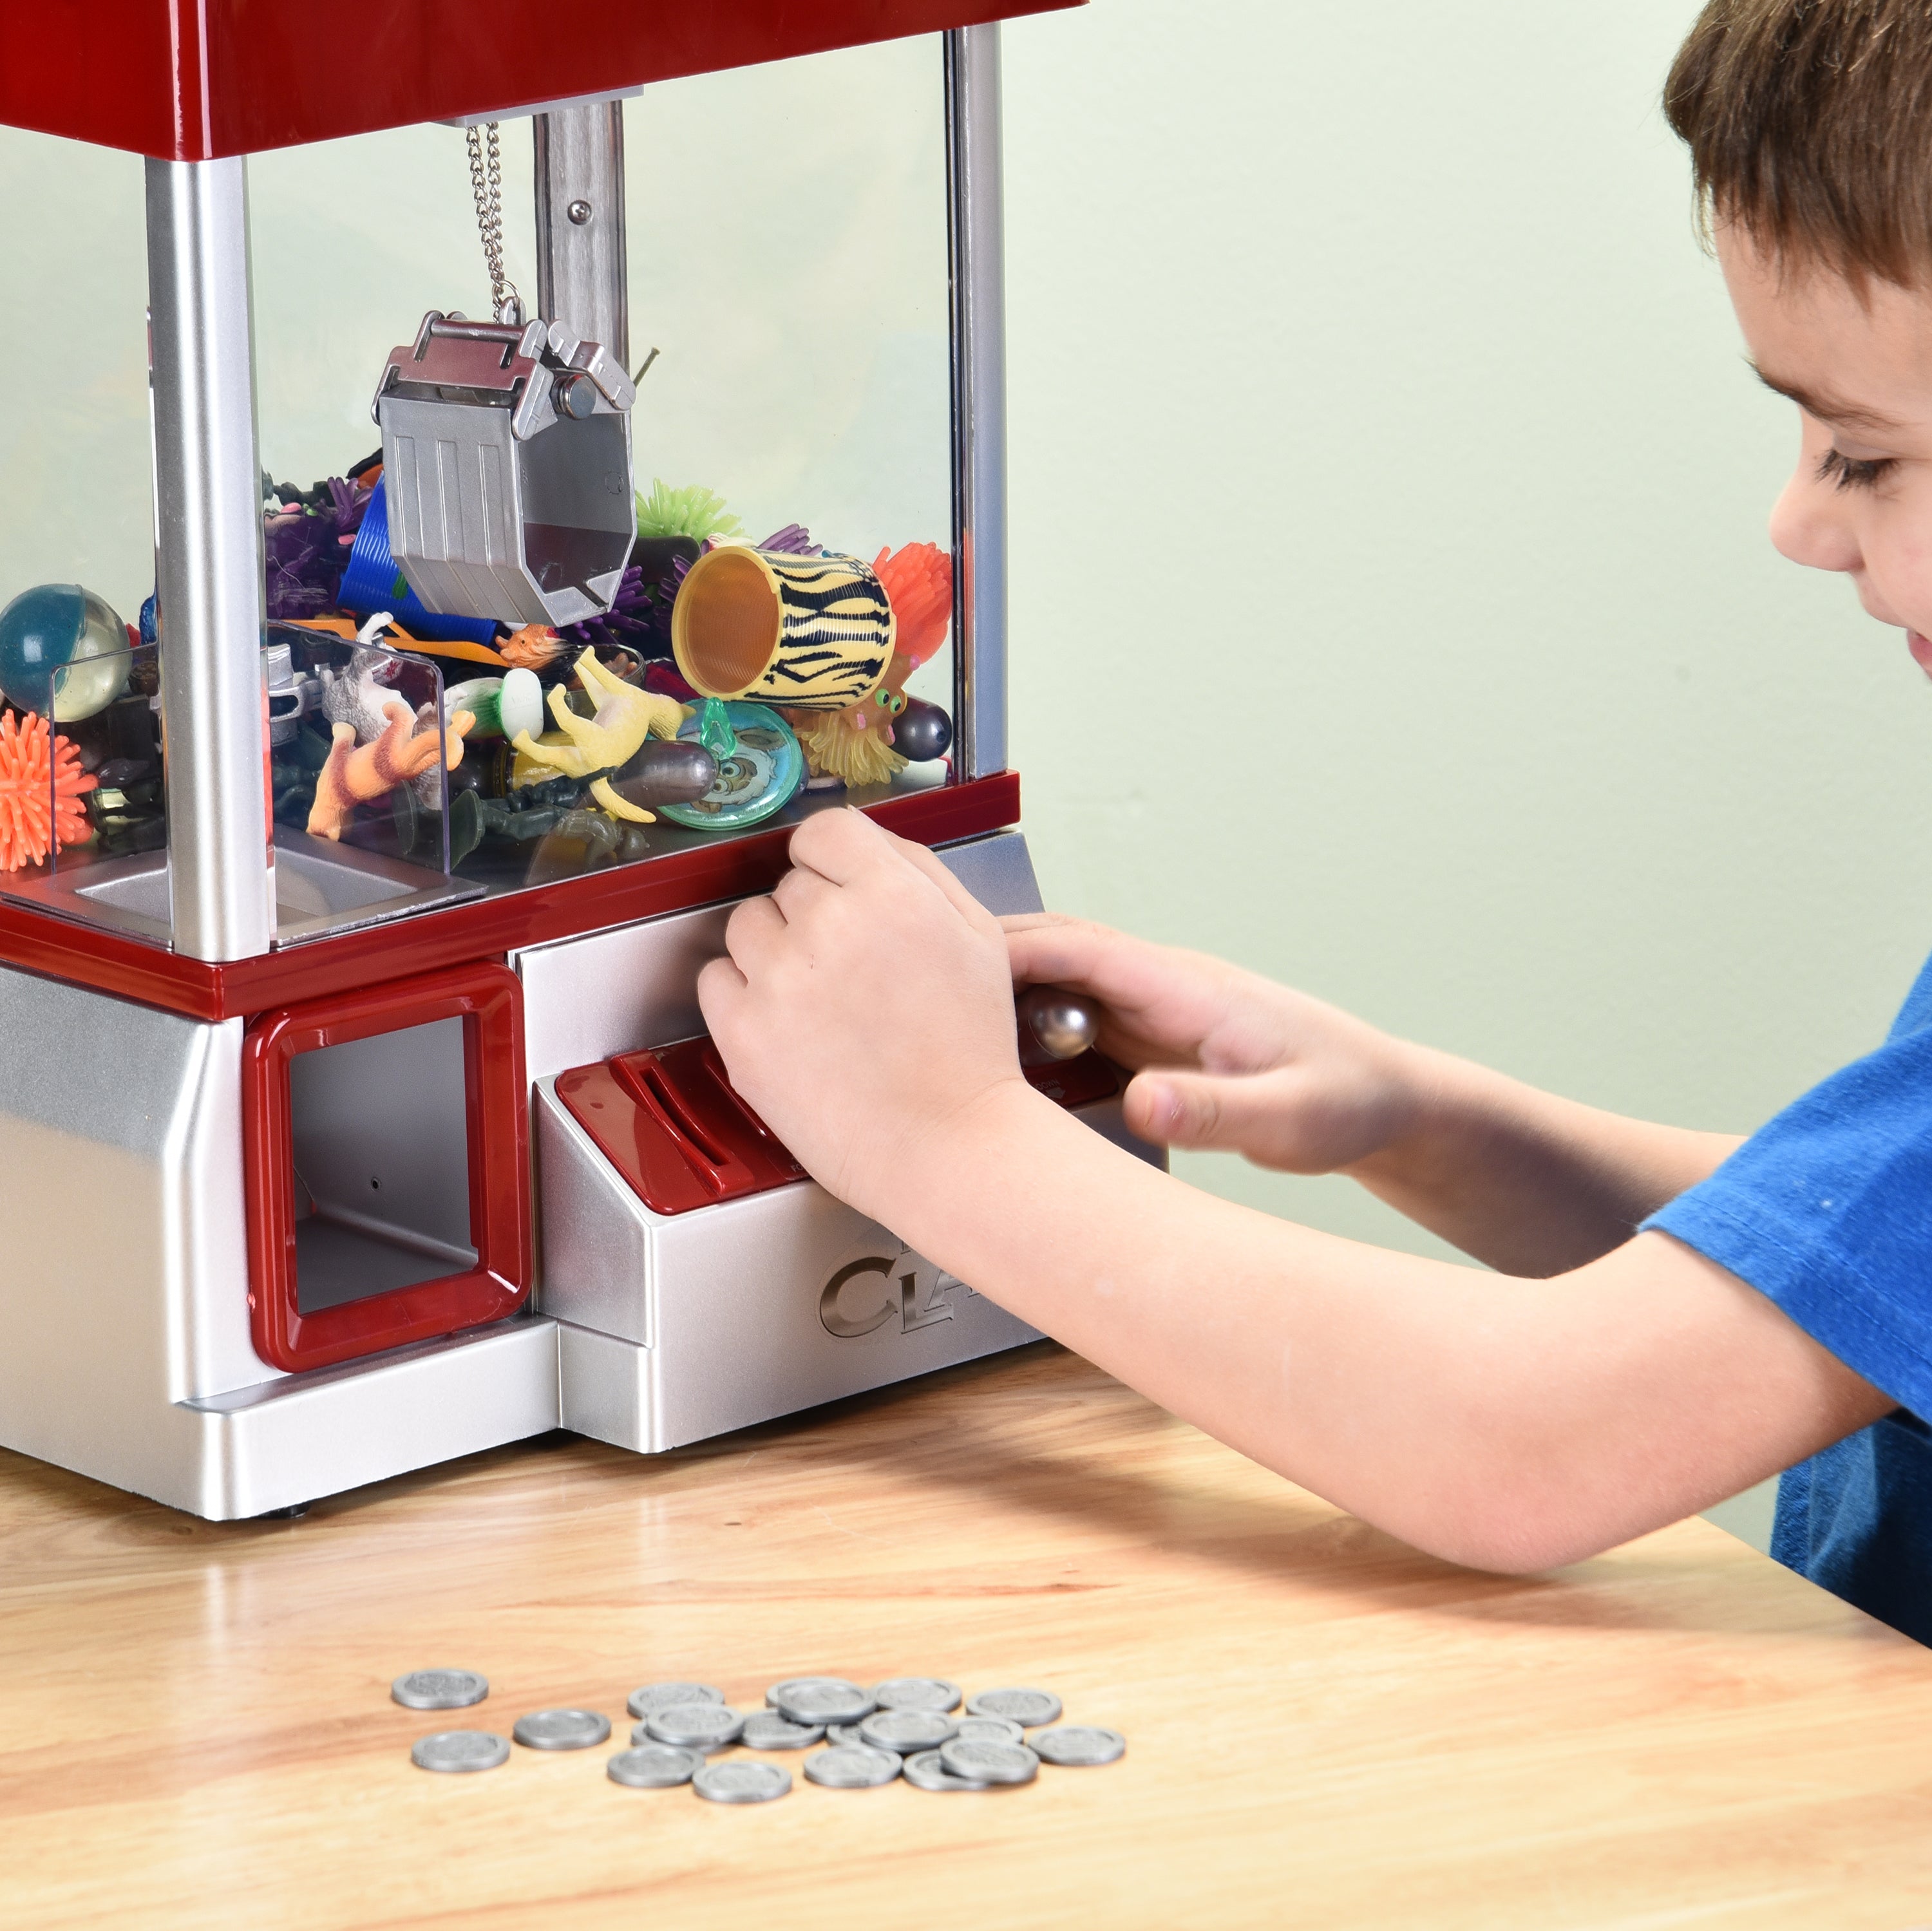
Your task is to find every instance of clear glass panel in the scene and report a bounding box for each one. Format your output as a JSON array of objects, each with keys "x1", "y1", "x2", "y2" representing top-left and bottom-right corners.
[
  {"x1": 244, "y1": 34, "x2": 956, "y2": 906},
  {"x1": 0, "y1": 133, "x2": 153, "y2": 625},
  {"x1": 0, "y1": 131, "x2": 156, "y2": 917}
]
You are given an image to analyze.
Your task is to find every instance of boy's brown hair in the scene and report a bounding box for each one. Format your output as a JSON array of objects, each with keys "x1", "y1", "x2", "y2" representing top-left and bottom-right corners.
[{"x1": 1667, "y1": 0, "x2": 1932, "y2": 284}]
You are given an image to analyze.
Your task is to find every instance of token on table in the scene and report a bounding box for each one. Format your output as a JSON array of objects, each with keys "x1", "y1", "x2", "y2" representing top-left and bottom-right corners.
[
  {"x1": 627, "y1": 1682, "x2": 725, "y2": 1720},
  {"x1": 392, "y1": 1669, "x2": 489, "y2": 1711},
  {"x1": 939, "y1": 1738, "x2": 1039, "y2": 1785},
  {"x1": 828, "y1": 1722, "x2": 866, "y2": 1747},
  {"x1": 412, "y1": 1729, "x2": 511, "y2": 1773},
  {"x1": 739, "y1": 1711, "x2": 824, "y2": 1751},
  {"x1": 902, "y1": 1748, "x2": 995, "y2": 1793},
  {"x1": 965, "y1": 1687, "x2": 1063, "y2": 1727},
  {"x1": 869, "y1": 1676, "x2": 961, "y2": 1713},
  {"x1": 859, "y1": 1708, "x2": 958, "y2": 1754},
  {"x1": 768, "y1": 1677, "x2": 876, "y2": 1726},
  {"x1": 607, "y1": 1744, "x2": 704, "y2": 1789},
  {"x1": 952, "y1": 1715, "x2": 1025, "y2": 1746},
  {"x1": 1032, "y1": 1725, "x2": 1127, "y2": 1767},
  {"x1": 646, "y1": 1702, "x2": 745, "y2": 1751},
  {"x1": 512, "y1": 1709, "x2": 612, "y2": 1751},
  {"x1": 803, "y1": 1745, "x2": 903, "y2": 1789},
  {"x1": 694, "y1": 1760, "x2": 792, "y2": 1804}
]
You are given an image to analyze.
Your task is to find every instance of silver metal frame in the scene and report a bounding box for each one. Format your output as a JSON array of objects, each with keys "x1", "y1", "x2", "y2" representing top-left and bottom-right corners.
[
  {"x1": 945, "y1": 24, "x2": 1009, "y2": 782},
  {"x1": 534, "y1": 101, "x2": 630, "y2": 364},
  {"x1": 146, "y1": 158, "x2": 274, "y2": 963}
]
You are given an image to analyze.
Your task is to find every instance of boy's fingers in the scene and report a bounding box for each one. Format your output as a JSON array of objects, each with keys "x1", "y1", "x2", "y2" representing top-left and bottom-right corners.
[
  {"x1": 787, "y1": 807, "x2": 898, "y2": 887},
  {"x1": 875, "y1": 825, "x2": 1004, "y2": 932},
  {"x1": 791, "y1": 806, "x2": 1000, "y2": 934},
  {"x1": 723, "y1": 894, "x2": 786, "y2": 974},
  {"x1": 1126, "y1": 1068, "x2": 1291, "y2": 1153},
  {"x1": 696, "y1": 954, "x2": 747, "y2": 1029},
  {"x1": 1001, "y1": 916, "x2": 1115, "y2": 986},
  {"x1": 772, "y1": 864, "x2": 835, "y2": 925}
]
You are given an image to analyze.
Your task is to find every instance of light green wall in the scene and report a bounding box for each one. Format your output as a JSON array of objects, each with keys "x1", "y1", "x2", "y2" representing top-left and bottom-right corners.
[{"x1": 999, "y1": 0, "x2": 1916, "y2": 1552}]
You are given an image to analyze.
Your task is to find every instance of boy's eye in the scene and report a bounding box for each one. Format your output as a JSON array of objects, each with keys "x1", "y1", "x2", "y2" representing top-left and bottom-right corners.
[{"x1": 1818, "y1": 447, "x2": 1900, "y2": 493}]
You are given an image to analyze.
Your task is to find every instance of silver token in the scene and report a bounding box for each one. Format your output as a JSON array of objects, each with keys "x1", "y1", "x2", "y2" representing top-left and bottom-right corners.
[
  {"x1": 646, "y1": 1702, "x2": 744, "y2": 1750},
  {"x1": 412, "y1": 1729, "x2": 510, "y2": 1773},
  {"x1": 953, "y1": 1715, "x2": 1025, "y2": 1746},
  {"x1": 965, "y1": 1687, "x2": 1062, "y2": 1727},
  {"x1": 513, "y1": 1709, "x2": 611, "y2": 1751},
  {"x1": 627, "y1": 1682, "x2": 725, "y2": 1720},
  {"x1": 902, "y1": 1748, "x2": 995, "y2": 1793},
  {"x1": 607, "y1": 1744, "x2": 703, "y2": 1788},
  {"x1": 1031, "y1": 1725, "x2": 1126, "y2": 1767},
  {"x1": 768, "y1": 1677, "x2": 875, "y2": 1725},
  {"x1": 828, "y1": 1722, "x2": 866, "y2": 1747},
  {"x1": 392, "y1": 1669, "x2": 488, "y2": 1711},
  {"x1": 804, "y1": 1745, "x2": 903, "y2": 1789},
  {"x1": 870, "y1": 1676, "x2": 961, "y2": 1713},
  {"x1": 940, "y1": 1738, "x2": 1039, "y2": 1785},
  {"x1": 739, "y1": 1711, "x2": 824, "y2": 1751},
  {"x1": 693, "y1": 1759, "x2": 792, "y2": 1804},
  {"x1": 860, "y1": 1708, "x2": 958, "y2": 1753}
]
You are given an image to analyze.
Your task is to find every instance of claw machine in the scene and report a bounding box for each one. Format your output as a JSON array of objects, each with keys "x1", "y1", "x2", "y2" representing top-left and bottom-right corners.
[{"x1": 0, "y1": 0, "x2": 1156, "y2": 1518}]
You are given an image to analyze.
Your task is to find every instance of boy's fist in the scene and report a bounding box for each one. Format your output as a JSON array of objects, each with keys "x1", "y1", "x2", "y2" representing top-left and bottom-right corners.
[{"x1": 698, "y1": 809, "x2": 1034, "y2": 1223}]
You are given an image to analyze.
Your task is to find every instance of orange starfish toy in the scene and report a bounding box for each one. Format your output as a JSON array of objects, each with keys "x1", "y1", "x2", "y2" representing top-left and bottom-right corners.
[{"x1": 0, "y1": 708, "x2": 96, "y2": 872}]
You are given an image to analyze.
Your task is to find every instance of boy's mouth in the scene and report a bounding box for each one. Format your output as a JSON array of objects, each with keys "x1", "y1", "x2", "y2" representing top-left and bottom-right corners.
[{"x1": 1911, "y1": 632, "x2": 1932, "y2": 680}]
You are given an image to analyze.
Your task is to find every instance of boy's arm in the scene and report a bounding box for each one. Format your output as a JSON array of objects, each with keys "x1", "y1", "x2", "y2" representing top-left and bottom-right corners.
[
  {"x1": 1001, "y1": 914, "x2": 1743, "y2": 1277},
  {"x1": 879, "y1": 1082, "x2": 1887, "y2": 1571},
  {"x1": 698, "y1": 813, "x2": 1893, "y2": 1572}
]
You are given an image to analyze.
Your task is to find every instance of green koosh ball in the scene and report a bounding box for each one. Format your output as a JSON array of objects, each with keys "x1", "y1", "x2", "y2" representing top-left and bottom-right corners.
[{"x1": 0, "y1": 584, "x2": 131, "y2": 722}]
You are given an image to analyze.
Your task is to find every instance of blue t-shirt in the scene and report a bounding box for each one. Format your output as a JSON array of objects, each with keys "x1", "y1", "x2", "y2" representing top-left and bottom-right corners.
[{"x1": 1645, "y1": 948, "x2": 1932, "y2": 1644}]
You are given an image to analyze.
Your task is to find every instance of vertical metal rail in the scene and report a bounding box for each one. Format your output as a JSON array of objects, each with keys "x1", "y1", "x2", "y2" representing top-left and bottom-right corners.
[
  {"x1": 146, "y1": 157, "x2": 274, "y2": 962},
  {"x1": 533, "y1": 101, "x2": 630, "y2": 363},
  {"x1": 945, "y1": 24, "x2": 1009, "y2": 782}
]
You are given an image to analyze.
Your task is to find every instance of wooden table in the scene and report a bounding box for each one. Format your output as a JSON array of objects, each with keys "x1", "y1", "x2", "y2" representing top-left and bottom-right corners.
[{"x1": 5, "y1": 1342, "x2": 1931, "y2": 1930}]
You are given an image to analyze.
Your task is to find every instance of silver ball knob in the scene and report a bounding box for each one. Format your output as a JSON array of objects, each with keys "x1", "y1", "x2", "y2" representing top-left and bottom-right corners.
[{"x1": 1018, "y1": 985, "x2": 1101, "y2": 1062}]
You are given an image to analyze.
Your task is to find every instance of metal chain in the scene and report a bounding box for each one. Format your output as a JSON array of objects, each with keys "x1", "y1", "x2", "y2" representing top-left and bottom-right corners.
[{"x1": 464, "y1": 122, "x2": 522, "y2": 326}]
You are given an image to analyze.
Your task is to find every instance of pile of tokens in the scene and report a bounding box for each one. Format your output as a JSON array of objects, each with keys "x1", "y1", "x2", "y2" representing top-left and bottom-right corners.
[{"x1": 395, "y1": 1669, "x2": 1125, "y2": 1801}]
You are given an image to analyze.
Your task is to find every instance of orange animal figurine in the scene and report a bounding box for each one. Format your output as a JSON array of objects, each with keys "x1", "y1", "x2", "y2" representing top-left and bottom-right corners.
[{"x1": 786, "y1": 542, "x2": 953, "y2": 787}]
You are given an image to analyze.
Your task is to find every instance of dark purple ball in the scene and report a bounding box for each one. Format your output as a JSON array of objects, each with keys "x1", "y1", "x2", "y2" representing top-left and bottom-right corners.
[{"x1": 893, "y1": 698, "x2": 952, "y2": 764}]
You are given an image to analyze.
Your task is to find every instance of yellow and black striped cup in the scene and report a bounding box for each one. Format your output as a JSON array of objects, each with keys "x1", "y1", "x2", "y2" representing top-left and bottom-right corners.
[{"x1": 672, "y1": 547, "x2": 896, "y2": 712}]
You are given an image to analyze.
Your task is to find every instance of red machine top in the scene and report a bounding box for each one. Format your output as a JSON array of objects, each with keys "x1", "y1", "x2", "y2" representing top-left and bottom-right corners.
[{"x1": 8, "y1": 0, "x2": 1079, "y2": 162}]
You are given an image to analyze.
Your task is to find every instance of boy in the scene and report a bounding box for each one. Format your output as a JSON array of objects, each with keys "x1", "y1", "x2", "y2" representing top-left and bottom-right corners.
[{"x1": 700, "y1": 0, "x2": 1932, "y2": 1641}]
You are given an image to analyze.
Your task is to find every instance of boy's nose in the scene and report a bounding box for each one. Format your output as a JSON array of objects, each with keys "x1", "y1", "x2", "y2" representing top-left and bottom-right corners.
[{"x1": 1769, "y1": 467, "x2": 1864, "y2": 575}]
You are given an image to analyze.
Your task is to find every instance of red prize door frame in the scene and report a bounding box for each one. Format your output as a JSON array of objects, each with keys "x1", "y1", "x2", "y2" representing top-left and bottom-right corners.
[{"x1": 243, "y1": 961, "x2": 532, "y2": 1373}]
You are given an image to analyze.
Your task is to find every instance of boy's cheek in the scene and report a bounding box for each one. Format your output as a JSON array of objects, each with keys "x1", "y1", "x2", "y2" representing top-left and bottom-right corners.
[{"x1": 1863, "y1": 502, "x2": 1932, "y2": 635}]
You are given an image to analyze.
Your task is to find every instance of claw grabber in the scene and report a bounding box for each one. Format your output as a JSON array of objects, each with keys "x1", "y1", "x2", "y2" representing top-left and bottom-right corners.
[{"x1": 372, "y1": 311, "x2": 639, "y2": 630}]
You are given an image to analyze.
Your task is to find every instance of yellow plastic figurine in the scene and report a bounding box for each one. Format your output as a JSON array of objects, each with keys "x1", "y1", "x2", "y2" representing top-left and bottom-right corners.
[{"x1": 510, "y1": 647, "x2": 688, "y2": 822}]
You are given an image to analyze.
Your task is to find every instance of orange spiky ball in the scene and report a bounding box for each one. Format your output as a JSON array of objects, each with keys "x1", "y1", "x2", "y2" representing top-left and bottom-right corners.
[{"x1": 0, "y1": 708, "x2": 97, "y2": 872}]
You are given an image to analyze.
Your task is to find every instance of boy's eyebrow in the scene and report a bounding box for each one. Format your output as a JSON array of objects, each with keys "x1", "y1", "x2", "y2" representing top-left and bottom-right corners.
[{"x1": 1750, "y1": 363, "x2": 1906, "y2": 434}]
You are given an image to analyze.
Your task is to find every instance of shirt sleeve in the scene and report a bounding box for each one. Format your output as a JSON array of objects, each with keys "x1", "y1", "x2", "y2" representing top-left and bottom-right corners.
[{"x1": 1643, "y1": 1022, "x2": 1932, "y2": 1418}]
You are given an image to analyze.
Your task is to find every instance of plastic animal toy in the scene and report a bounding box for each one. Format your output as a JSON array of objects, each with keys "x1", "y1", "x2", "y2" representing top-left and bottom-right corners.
[
  {"x1": 500, "y1": 626, "x2": 566, "y2": 670},
  {"x1": 788, "y1": 542, "x2": 954, "y2": 787},
  {"x1": 509, "y1": 648, "x2": 687, "y2": 823},
  {"x1": 0, "y1": 707, "x2": 97, "y2": 871},
  {"x1": 307, "y1": 710, "x2": 473, "y2": 842},
  {"x1": 306, "y1": 646, "x2": 471, "y2": 840}
]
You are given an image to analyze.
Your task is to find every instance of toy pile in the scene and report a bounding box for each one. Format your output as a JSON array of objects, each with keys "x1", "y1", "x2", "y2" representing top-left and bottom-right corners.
[{"x1": 0, "y1": 469, "x2": 955, "y2": 884}]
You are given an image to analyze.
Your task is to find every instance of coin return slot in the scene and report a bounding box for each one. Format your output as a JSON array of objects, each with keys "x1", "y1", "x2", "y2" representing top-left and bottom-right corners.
[{"x1": 287, "y1": 1017, "x2": 478, "y2": 1314}]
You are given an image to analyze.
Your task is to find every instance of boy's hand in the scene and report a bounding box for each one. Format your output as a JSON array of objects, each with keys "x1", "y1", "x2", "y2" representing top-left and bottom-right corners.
[
  {"x1": 697, "y1": 810, "x2": 1032, "y2": 1223},
  {"x1": 1003, "y1": 914, "x2": 1420, "y2": 1175}
]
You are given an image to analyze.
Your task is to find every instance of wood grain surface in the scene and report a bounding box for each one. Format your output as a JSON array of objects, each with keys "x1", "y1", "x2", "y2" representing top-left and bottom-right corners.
[{"x1": 3, "y1": 1342, "x2": 1931, "y2": 1930}]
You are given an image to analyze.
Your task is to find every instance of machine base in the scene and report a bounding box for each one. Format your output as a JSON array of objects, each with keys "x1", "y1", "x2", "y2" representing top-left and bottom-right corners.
[{"x1": 0, "y1": 830, "x2": 1162, "y2": 1519}]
